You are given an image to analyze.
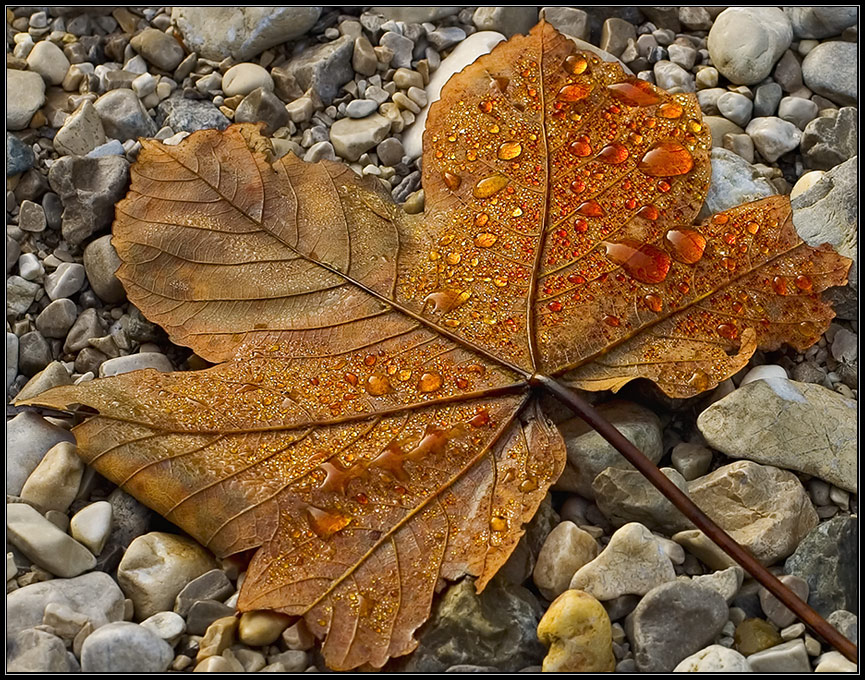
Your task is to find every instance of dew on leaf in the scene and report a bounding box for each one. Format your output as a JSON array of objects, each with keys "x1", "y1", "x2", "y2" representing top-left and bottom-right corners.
[
  {"x1": 557, "y1": 82, "x2": 593, "y2": 101},
  {"x1": 474, "y1": 232, "x2": 497, "y2": 248},
  {"x1": 643, "y1": 293, "x2": 663, "y2": 312},
  {"x1": 603, "y1": 240, "x2": 672, "y2": 284},
  {"x1": 637, "y1": 204, "x2": 659, "y2": 220},
  {"x1": 637, "y1": 140, "x2": 695, "y2": 177},
  {"x1": 424, "y1": 289, "x2": 471, "y2": 313},
  {"x1": 665, "y1": 228, "x2": 706, "y2": 264},
  {"x1": 772, "y1": 276, "x2": 788, "y2": 295},
  {"x1": 603, "y1": 314, "x2": 620, "y2": 327},
  {"x1": 497, "y1": 141, "x2": 523, "y2": 160},
  {"x1": 443, "y1": 171, "x2": 462, "y2": 191},
  {"x1": 597, "y1": 141, "x2": 629, "y2": 164},
  {"x1": 576, "y1": 200, "x2": 605, "y2": 217},
  {"x1": 564, "y1": 53, "x2": 588, "y2": 74},
  {"x1": 658, "y1": 102, "x2": 683, "y2": 118},
  {"x1": 607, "y1": 79, "x2": 661, "y2": 106},
  {"x1": 568, "y1": 136, "x2": 593, "y2": 157},
  {"x1": 717, "y1": 323, "x2": 739, "y2": 339},
  {"x1": 473, "y1": 174, "x2": 509, "y2": 198},
  {"x1": 795, "y1": 274, "x2": 813, "y2": 292},
  {"x1": 474, "y1": 212, "x2": 490, "y2": 227},
  {"x1": 365, "y1": 374, "x2": 391, "y2": 396},
  {"x1": 418, "y1": 372, "x2": 443, "y2": 393},
  {"x1": 306, "y1": 505, "x2": 352, "y2": 540}
]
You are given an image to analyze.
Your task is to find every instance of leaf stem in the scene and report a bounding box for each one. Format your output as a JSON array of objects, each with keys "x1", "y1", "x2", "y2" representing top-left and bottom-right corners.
[{"x1": 533, "y1": 373, "x2": 858, "y2": 664}]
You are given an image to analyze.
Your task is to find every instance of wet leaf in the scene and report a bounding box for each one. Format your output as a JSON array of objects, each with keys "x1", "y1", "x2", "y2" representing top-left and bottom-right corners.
[{"x1": 21, "y1": 22, "x2": 851, "y2": 670}]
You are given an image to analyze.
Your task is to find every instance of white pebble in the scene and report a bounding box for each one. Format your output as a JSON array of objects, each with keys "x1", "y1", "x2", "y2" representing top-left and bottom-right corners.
[{"x1": 70, "y1": 501, "x2": 113, "y2": 556}]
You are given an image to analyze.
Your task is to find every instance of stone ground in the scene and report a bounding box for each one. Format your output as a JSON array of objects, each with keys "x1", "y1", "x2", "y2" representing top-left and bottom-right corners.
[{"x1": 6, "y1": 6, "x2": 858, "y2": 673}]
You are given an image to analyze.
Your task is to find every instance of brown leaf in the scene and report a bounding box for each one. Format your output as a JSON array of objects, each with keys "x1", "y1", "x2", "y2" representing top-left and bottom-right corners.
[{"x1": 21, "y1": 21, "x2": 851, "y2": 670}]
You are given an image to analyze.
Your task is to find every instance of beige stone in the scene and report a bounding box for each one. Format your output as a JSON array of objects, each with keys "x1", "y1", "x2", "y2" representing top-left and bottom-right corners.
[
  {"x1": 672, "y1": 529, "x2": 738, "y2": 571},
  {"x1": 196, "y1": 616, "x2": 238, "y2": 663},
  {"x1": 237, "y1": 610, "x2": 291, "y2": 647},
  {"x1": 538, "y1": 589, "x2": 615, "y2": 672},
  {"x1": 533, "y1": 522, "x2": 599, "y2": 601},
  {"x1": 19, "y1": 441, "x2": 83, "y2": 512}
]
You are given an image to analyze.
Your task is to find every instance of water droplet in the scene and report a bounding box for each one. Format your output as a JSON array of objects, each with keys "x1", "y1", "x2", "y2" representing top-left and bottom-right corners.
[
  {"x1": 429, "y1": 250, "x2": 441, "y2": 261},
  {"x1": 443, "y1": 171, "x2": 461, "y2": 191},
  {"x1": 306, "y1": 505, "x2": 352, "y2": 540},
  {"x1": 365, "y1": 374, "x2": 391, "y2": 396},
  {"x1": 447, "y1": 134, "x2": 457, "y2": 143},
  {"x1": 732, "y1": 301, "x2": 744, "y2": 314},
  {"x1": 355, "y1": 493, "x2": 368, "y2": 505},
  {"x1": 795, "y1": 275, "x2": 813, "y2": 292},
  {"x1": 570, "y1": 178, "x2": 586, "y2": 193},
  {"x1": 677, "y1": 281, "x2": 690, "y2": 294},
  {"x1": 637, "y1": 140, "x2": 694, "y2": 176},
  {"x1": 497, "y1": 141, "x2": 523, "y2": 160},
  {"x1": 574, "y1": 219, "x2": 588, "y2": 233},
  {"x1": 772, "y1": 276, "x2": 788, "y2": 295},
  {"x1": 658, "y1": 102, "x2": 683, "y2": 118},
  {"x1": 474, "y1": 212, "x2": 490, "y2": 227},
  {"x1": 712, "y1": 213, "x2": 730, "y2": 225},
  {"x1": 418, "y1": 372, "x2": 443, "y2": 393},
  {"x1": 456, "y1": 377, "x2": 469, "y2": 389},
  {"x1": 798, "y1": 321, "x2": 820, "y2": 337},
  {"x1": 625, "y1": 198, "x2": 637, "y2": 210},
  {"x1": 490, "y1": 516, "x2": 508, "y2": 532},
  {"x1": 519, "y1": 478, "x2": 538, "y2": 493},
  {"x1": 446, "y1": 252, "x2": 461, "y2": 265},
  {"x1": 344, "y1": 372, "x2": 358, "y2": 386},
  {"x1": 319, "y1": 460, "x2": 363, "y2": 494},
  {"x1": 717, "y1": 323, "x2": 738, "y2": 339},
  {"x1": 479, "y1": 100, "x2": 493, "y2": 113},
  {"x1": 608, "y1": 79, "x2": 662, "y2": 106},
  {"x1": 557, "y1": 82, "x2": 593, "y2": 101},
  {"x1": 439, "y1": 233, "x2": 454, "y2": 246},
  {"x1": 493, "y1": 276, "x2": 508, "y2": 287},
  {"x1": 722, "y1": 257, "x2": 737, "y2": 272},
  {"x1": 469, "y1": 410, "x2": 490, "y2": 427},
  {"x1": 637, "y1": 204, "x2": 659, "y2": 220},
  {"x1": 643, "y1": 293, "x2": 663, "y2": 312},
  {"x1": 665, "y1": 228, "x2": 706, "y2": 264},
  {"x1": 466, "y1": 149, "x2": 478, "y2": 161},
  {"x1": 370, "y1": 443, "x2": 408, "y2": 481},
  {"x1": 364, "y1": 354, "x2": 377, "y2": 366},
  {"x1": 576, "y1": 200, "x2": 605, "y2": 217},
  {"x1": 722, "y1": 231, "x2": 737, "y2": 245},
  {"x1": 512, "y1": 206, "x2": 523, "y2": 217},
  {"x1": 398, "y1": 369, "x2": 412, "y2": 382},
  {"x1": 567, "y1": 272, "x2": 586, "y2": 285},
  {"x1": 564, "y1": 54, "x2": 588, "y2": 74},
  {"x1": 474, "y1": 232, "x2": 497, "y2": 248},
  {"x1": 473, "y1": 174, "x2": 509, "y2": 198},
  {"x1": 547, "y1": 300, "x2": 563, "y2": 312},
  {"x1": 603, "y1": 240, "x2": 671, "y2": 284},
  {"x1": 488, "y1": 123, "x2": 500, "y2": 134},
  {"x1": 746, "y1": 221, "x2": 760, "y2": 235},
  {"x1": 597, "y1": 141, "x2": 629, "y2": 164},
  {"x1": 657, "y1": 179, "x2": 671, "y2": 192},
  {"x1": 688, "y1": 369, "x2": 710, "y2": 391},
  {"x1": 603, "y1": 314, "x2": 620, "y2": 327},
  {"x1": 568, "y1": 135, "x2": 593, "y2": 157},
  {"x1": 424, "y1": 289, "x2": 471, "y2": 313}
]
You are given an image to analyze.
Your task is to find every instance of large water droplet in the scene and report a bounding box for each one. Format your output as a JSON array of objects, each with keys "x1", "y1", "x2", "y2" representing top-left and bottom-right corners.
[
  {"x1": 564, "y1": 54, "x2": 588, "y2": 74},
  {"x1": 443, "y1": 171, "x2": 461, "y2": 191},
  {"x1": 576, "y1": 200, "x2": 604, "y2": 217},
  {"x1": 473, "y1": 174, "x2": 509, "y2": 198},
  {"x1": 688, "y1": 369, "x2": 710, "y2": 392},
  {"x1": 608, "y1": 79, "x2": 661, "y2": 106},
  {"x1": 306, "y1": 505, "x2": 352, "y2": 540},
  {"x1": 637, "y1": 204, "x2": 659, "y2": 220},
  {"x1": 795, "y1": 274, "x2": 813, "y2": 292},
  {"x1": 424, "y1": 289, "x2": 471, "y2": 313},
  {"x1": 717, "y1": 323, "x2": 739, "y2": 340},
  {"x1": 603, "y1": 314, "x2": 620, "y2": 327},
  {"x1": 772, "y1": 276, "x2": 788, "y2": 295},
  {"x1": 418, "y1": 372, "x2": 443, "y2": 393},
  {"x1": 474, "y1": 212, "x2": 490, "y2": 227},
  {"x1": 597, "y1": 141, "x2": 629, "y2": 164},
  {"x1": 643, "y1": 293, "x2": 663, "y2": 312},
  {"x1": 557, "y1": 82, "x2": 593, "y2": 101},
  {"x1": 568, "y1": 136, "x2": 593, "y2": 157},
  {"x1": 319, "y1": 460, "x2": 363, "y2": 494},
  {"x1": 490, "y1": 516, "x2": 508, "y2": 532},
  {"x1": 370, "y1": 443, "x2": 408, "y2": 481},
  {"x1": 469, "y1": 410, "x2": 490, "y2": 427},
  {"x1": 365, "y1": 374, "x2": 391, "y2": 396},
  {"x1": 497, "y1": 141, "x2": 523, "y2": 160},
  {"x1": 658, "y1": 102, "x2": 684, "y2": 118},
  {"x1": 519, "y1": 478, "x2": 538, "y2": 493},
  {"x1": 665, "y1": 228, "x2": 706, "y2": 264},
  {"x1": 603, "y1": 240, "x2": 672, "y2": 284},
  {"x1": 637, "y1": 140, "x2": 694, "y2": 177}
]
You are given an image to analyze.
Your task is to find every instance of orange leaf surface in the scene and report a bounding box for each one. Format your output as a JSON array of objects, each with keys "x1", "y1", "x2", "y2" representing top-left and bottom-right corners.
[{"x1": 21, "y1": 22, "x2": 851, "y2": 670}]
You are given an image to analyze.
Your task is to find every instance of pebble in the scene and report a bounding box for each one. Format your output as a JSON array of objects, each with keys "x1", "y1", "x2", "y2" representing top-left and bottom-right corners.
[
  {"x1": 117, "y1": 532, "x2": 218, "y2": 620},
  {"x1": 81, "y1": 621, "x2": 174, "y2": 672},
  {"x1": 670, "y1": 442, "x2": 713, "y2": 481},
  {"x1": 745, "y1": 116, "x2": 802, "y2": 162},
  {"x1": 801, "y1": 41, "x2": 857, "y2": 106},
  {"x1": 345, "y1": 98, "x2": 379, "y2": 119},
  {"x1": 594, "y1": 466, "x2": 692, "y2": 534},
  {"x1": 81, "y1": 235, "x2": 125, "y2": 303},
  {"x1": 18, "y1": 331, "x2": 52, "y2": 376},
  {"x1": 691, "y1": 566, "x2": 745, "y2": 605},
  {"x1": 7, "y1": 628, "x2": 71, "y2": 672},
  {"x1": 556, "y1": 402, "x2": 663, "y2": 498},
  {"x1": 428, "y1": 27, "x2": 467, "y2": 51},
  {"x1": 43, "y1": 601, "x2": 91, "y2": 639},
  {"x1": 698, "y1": 378, "x2": 856, "y2": 492},
  {"x1": 140, "y1": 610, "x2": 186, "y2": 644},
  {"x1": 70, "y1": 501, "x2": 113, "y2": 556},
  {"x1": 330, "y1": 113, "x2": 392, "y2": 162},
  {"x1": 758, "y1": 574, "x2": 810, "y2": 627},
  {"x1": 800, "y1": 107, "x2": 857, "y2": 170},
  {"x1": 19, "y1": 441, "x2": 83, "y2": 513},
  {"x1": 532, "y1": 521, "x2": 599, "y2": 601},
  {"x1": 600, "y1": 17, "x2": 636, "y2": 58},
  {"x1": 222, "y1": 62, "x2": 274, "y2": 97},
  {"x1": 652, "y1": 60, "x2": 694, "y2": 93},
  {"x1": 233, "y1": 87, "x2": 288, "y2": 135},
  {"x1": 238, "y1": 610, "x2": 291, "y2": 646},
  {"x1": 7, "y1": 502, "x2": 96, "y2": 577},
  {"x1": 26, "y1": 39, "x2": 70, "y2": 86},
  {"x1": 7, "y1": 132, "x2": 35, "y2": 175},
  {"x1": 197, "y1": 616, "x2": 238, "y2": 661},
  {"x1": 673, "y1": 644, "x2": 751, "y2": 672},
  {"x1": 18, "y1": 199, "x2": 46, "y2": 233},
  {"x1": 778, "y1": 96, "x2": 818, "y2": 130},
  {"x1": 275, "y1": 35, "x2": 354, "y2": 105},
  {"x1": 35, "y1": 299, "x2": 77, "y2": 339},
  {"x1": 174, "y1": 569, "x2": 234, "y2": 617},
  {"x1": 130, "y1": 28, "x2": 185, "y2": 72},
  {"x1": 194, "y1": 652, "x2": 244, "y2": 672},
  {"x1": 7, "y1": 275, "x2": 40, "y2": 316},
  {"x1": 376, "y1": 137, "x2": 404, "y2": 167},
  {"x1": 43, "y1": 263, "x2": 85, "y2": 301},
  {"x1": 626, "y1": 581, "x2": 728, "y2": 672},
  {"x1": 351, "y1": 36, "x2": 378, "y2": 77},
  {"x1": 746, "y1": 639, "x2": 811, "y2": 672},
  {"x1": 570, "y1": 523, "x2": 675, "y2": 600},
  {"x1": 537, "y1": 590, "x2": 615, "y2": 672},
  {"x1": 53, "y1": 100, "x2": 107, "y2": 156},
  {"x1": 707, "y1": 7, "x2": 793, "y2": 85},
  {"x1": 672, "y1": 529, "x2": 738, "y2": 571},
  {"x1": 282, "y1": 620, "x2": 316, "y2": 651},
  {"x1": 472, "y1": 6, "x2": 538, "y2": 37},
  {"x1": 7, "y1": 412, "x2": 76, "y2": 496},
  {"x1": 186, "y1": 599, "x2": 236, "y2": 635},
  {"x1": 739, "y1": 364, "x2": 788, "y2": 386},
  {"x1": 171, "y1": 7, "x2": 321, "y2": 61},
  {"x1": 695, "y1": 66, "x2": 718, "y2": 89},
  {"x1": 717, "y1": 92, "x2": 753, "y2": 128},
  {"x1": 753, "y1": 82, "x2": 784, "y2": 117},
  {"x1": 93, "y1": 88, "x2": 158, "y2": 141},
  {"x1": 815, "y1": 650, "x2": 858, "y2": 672},
  {"x1": 689, "y1": 460, "x2": 817, "y2": 565},
  {"x1": 98, "y1": 352, "x2": 174, "y2": 377},
  {"x1": 7, "y1": 69, "x2": 46, "y2": 130}
]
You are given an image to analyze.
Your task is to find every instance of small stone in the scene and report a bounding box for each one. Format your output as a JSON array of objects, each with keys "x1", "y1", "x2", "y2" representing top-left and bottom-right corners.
[
  {"x1": 282, "y1": 620, "x2": 315, "y2": 651},
  {"x1": 672, "y1": 529, "x2": 738, "y2": 571},
  {"x1": 780, "y1": 622, "x2": 806, "y2": 640},
  {"x1": 667, "y1": 43, "x2": 697, "y2": 71},
  {"x1": 690, "y1": 566, "x2": 745, "y2": 604},
  {"x1": 18, "y1": 331, "x2": 52, "y2": 377},
  {"x1": 238, "y1": 610, "x2": 291, "y2": 646},
  {"x1": 673, "y1": 644, "x2": 751, "y2": 672},
  {"x1": 186, "y1": 599, "x2": 236, "y2": 636},
  {"x1": 670, "y1": 442, "x2": 713, "y2": 481},
  {"x1": 233, "y1": 87, "x2": 289, "y2": 135},
  {"x1": 7, "y1": 275, "x2": 40, "y2": 315},
  {"x1": 569, "y1": 523, "x2": 675, "y2": 600},
  {"x1": 600, "y1": 18, "x2": 636, "y2": 59},
  {"x1": 222, "y1": 63, "x2": 274, "y2": 97},
  {"x1": 745, "y1": 116, "x2": 802, "y2": 162},
  {"x1": 18, "y1": 199, "x2": 46, "y2": 233},
  {"x1": 626, "y1": 581, "x2": 728, "y2": 672},
  {"x1": 473, "y1": 6, "x2": 539, "y2": 38},
  {"x1": 537, "y1": 590, "x2": 615, "y2": 672},
  {"x1": 707, "y1": 8, "x2": 793, "y2": 85},
  {"x1": 784, "y1": 7, "x2": 858, "y2": 39},
  {"x1": 34, "y1": 299, "x2": 76, "y2": 339},
  {"x1": 131, "y1": 72, "x2": 156, "y2": 98},
  {"x1": 140, "y1": 610, "x2": 186, "y2": 644},
  {"x1": 754, "y1": 82, "x2": 784, "y2": 117},
  {"x1": 826, "y1": 610, "x2": 857, "y2": 643},
  {"x1": 174, "y1": 568, "x2": 234, "y2": 617},
  {"x1": 717, "y1": 92, "x2": 754, "y2": 128},
  {"x1": 695, "y1": 66, "x2": 719, "y2": 89},
  {"x1": 27, "y1": 39, "x2": 70, "y2": 85},
  {"x1": 118, "y1": 532, "x2": 218, "y2": 620},
  {"x1": 345, "y1": 99, "x2": 379, "y2": 119},
  {"x1": 93, "y1": 88, "x2": 157, "y2": 141},
  {"x1": 7, "y1": 412, "x2": 76, "y2": 496},
  {"x1": 532, "y1": 522, "x2": 599, "y2": 601},
  {"x1": 7, "y1": 628, "x2": 71, "y2": 672},
  {"x1": 376, "y1": 137, "x2": 404, "y2": 167},
  {"x1": 20, "y1": 441, "x2": 83, "y2": 513},
  {"x1": 53, "y1": 100, "x2": 107, "y2": 156},
  {"x1": 43, "y1": 601, "x2": 90, "y2": 639},
  {"x1": 800, "y1": 107, "x2": 857, "y2": 170},
  {"x1": 130, "y1": 28, "x2": 185, "y2": 72},
  {"x1": 778, "y1": 96, "x2": 819, "y2": 130},
  {"x1": 330, "y1": 114, "x2": 392, "y2": 162},
  {"x1": 99, "y1": 352, "x2": 173, "y2": 377},
  {"x1": 7, "y1": 70, "x2": 46, "y2": 130},
  {"x1": 302, "y1": 140, "x2": 336, "y2": 163},
  {"x1": 652, "y1": 60, "x2": 694, "y2": 93},
  {"x1": 197, "y1": 616, "x2": 238, "y2": 662},
  {"x1": 757, "y1": 574, "x2": 809, "y2": 628},
  {"x1": 273, "y1": 35, "x2": 354, "y2": 105},
  {"x1": 428, "y1": 27, "x2": 467, "y2": 51},
  {"x1": 351, "y1": 35, "x2": 377, "y2": 77},
  {"x1": 82, "y1": 235, "x2": 125, "y2": 303},
  {"x1": 156, "y1": 96, "x2": 230, "y2": 133},
  {"x1": 7, "y1": 132, "x2": 36, "y2": 175},
  {"x1": 81, "y1": 621, "x2": 174, "y2": 672},
  {"x1": 44, "y1": 262, "x2": 86, "y2": 300},
  {"x1": 7, "y1": 502, "x2": 96, "y2": 577},
  {"x1": 734, "y1": 617, "x2": 784, "y2": 655},
  {"x1": 194, "y1": 652, "x2": 244, "y2": 672},
  {"x1": 70, "y1": 501, "x2": 113, "y2": 556},
  {"x1": 746, "y1": 639, "x2": 810, "y2": 672},
  {"x1": 802, "y1": 41, "x2": 857, "y2": 106},
  {"x1": 593, "y1": 467, "x2": 692, "y2": 534}
]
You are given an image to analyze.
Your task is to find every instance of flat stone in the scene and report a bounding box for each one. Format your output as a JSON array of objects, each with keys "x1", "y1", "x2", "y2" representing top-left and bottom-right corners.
[
  {"x1": 54, "y1": 100, "x2": 107, "y2": 156},
  {"x1": 186, "y1": 599, "x2": 236, "y2": 635},
  {"x1": 539, "y1": 7, "x2": 589, "y2": 41},
  {"x1": 532, "y1": 521, "x2": 599, "y2": 601},
  {"x1": 538, "y1": 590, "x2": 615, "y2": 672},
  {"x1": 18, "y1": 331, "x2": 52, "y2": 377},
  {"x1": 802, "y1": 41, "x2": 857, "y2": 106},
  {"x1": 688, "y1": 460, "x2": 818, "y2": 565},
  {"x1": 7, "y1": 411, "x2": 76, "y2": 496},
  {"x1": 197, "y1": 616, "x2": 238, "y2": 662},
  {"x1": 800, "y1": 107, "x2": 857, "y2": 170},
  {"x1": 570, "y1": 523, "x2": 675, "y2": 600},
  {"x1": 698, "y1": 378, "x2": 856, "y2": 492},
  {"x1": 672, "y1": 529, "x2": 738, "y2": 571},
  {"x1": 99, "y1": 352, "x2": 173, "y2": 377},
  {"x1": 81, "y1": 621, "x2": 174, "y2": 672},
  {"x1": 754, "y1": 82, "x2": 784, "y2": 117},
  {"x1": 673, "y1": 644, "x2": 751, "y2": 672},
  {"x1": 707, "y1": 8, "x2": 793, "y2": 85},
  {"x1": 171, "y1": 7, "x2": 321, "y2": 61},
  {"x1": 117, "y1": 532, "x2": 218, "y2": 620},
  {"x1": 130, "y1": 28, "x2": 185, "y2": 72},
  {"x1": 19, "y1": 441, "x2": 83, "y2": 512},
  {"x1": 376, "y1": 137, "x2": 404, "y2": 167},
  {"x1": 7, "y1": 628, "x2": 71, "y2": 672},
  {"x1": 653, "y1": 60, "x2": 694, "y2": 93},
  {"x1": 556, "y1": 401, "x2": 663, "y2": 498},
  {"x1": 15, "y1": 360, "x2": 73, "y2": 402},
  {"x1": 18, "y1": 199, "x2": 46, "y2": 232},
  {"x1": 626, "y1": 581, "x2": 728, "y2": 672},
  {"x1": 747, "y1": 639, "x2": 811, "y2": 672},
  {"x1": 70, "y1": 501, "x2": 113, "y2": 556},
  {"x1": 7, "y1": 275, "x2": 40, "y2": 315},
  {"x1": 156, "y1": 96, "x2": 229, "y2": 133},
  {"x1": 7, "y1": 70, "x2": 46, "y2": 130},
  {"x1": 7, "y1": 502, "x2": 96, "y2": 577},
  {"x1": 345, "y1": 98, "x2": 379, "y2": 119},
  {"x1": 593, "y1": 466, "x2": 692, "y2": 534},
  {"x1": 174, "y1": 568, "x2": 234, "y2": 617},
  {"x1": 784, "y1": 516, "x2": 857, "y2": 617},
  {"x1": 140, "y1": 610, "x2": 186, "y2": 644},
  {"x1": 93, "y1": 88, "x2": 157, "y2": 141}
]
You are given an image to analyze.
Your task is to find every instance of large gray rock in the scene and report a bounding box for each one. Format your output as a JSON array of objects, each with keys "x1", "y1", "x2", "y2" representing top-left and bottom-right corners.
[
  {"x1": 47, "y1": 155, "x2": 130, "y2": 245},
  {"x1": 473, "y1": 6, "x2": 539, "y2": 38},
  {"x1": 7, "y1": 571, "x2": 126, "y2": 635},
  {"x1": 626, "y1": 581, "x2": 728, "y2": 672},
  {"x1": 7, "y1": 69, "x2": 46, "y2": 130},
  {"x1": 156, "y1": 96, "x2": 230, "y2": 133},
  {"x1": 698, "y1": 147, "x2": 776, "y2": 219},
  {"x1": 272, "y1": 35, "x2": 354, "y2": 105},
  {"x1": 171, "y1": 7, "x2": 322, "y2": 61},
  {"x1": 800, "y1": 107, "x2": 857, "y2": 170},
  {"x1": 540, "y1": 7, "x2": 590, "y2": 41},
  {"x1": 707, "y1": 8, "x2": 793, "y2": 85},
  {"x1": 802, "y1": 41, "x2": 857, "y2": 107},
  {"x1": 592, "y1": 467, "x2": 693, "y2": 534},
  {"x1": 555, "y1": 402, "x2": 663, "y2": 498},
  {"x1": 698, "y1": 378, "x2": 856, "y2": 492},
  {"x1": 784, "y1": 7, "x2": 858, "y2": 39},
  {"x1": 785, "y1": 516, "x2": 858, "y2": 617},
  {"x1": 80, "y1": 621, "x2": 174, "y2": 672},
  {"x1": 93, "y1": 89, "x2": 157, "y2": 141},
  {"x1": 688, "y1": 460, "x2": 818, "y2": 565},
  {"x1": 7, "y1": 411, "x2": 76, "y2": 495},
  {"x1": 395, "y1": 577, "x2": 545, "y2": 672}
]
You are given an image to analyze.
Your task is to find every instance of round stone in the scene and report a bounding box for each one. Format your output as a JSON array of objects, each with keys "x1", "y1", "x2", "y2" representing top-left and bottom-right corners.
[
  {"x1": 35, "y1": 299, "x2": 78, "y2": 339},
  {"x1": 80, "y1": 621, "x2": 174, "y2": 672},
  {"x1": 7, "y1": 70, "x2": 47, "y2": 130},
  {"x1": 707, "y1": 8, "x2": 793, "y2": 85},
  {"x1": 745, "y1": 117, "x2": 802, "y2": 162},
  {"x1": 83, "y1": 235, "x2": 125, "y2": 303},
  {"x1": 532, "y1": 521, "x2": 599, "y2": 601},
  {"x1": 70, "y1": 501, "x2": 113, "y2": 556},
  {"x1": 717, "y1": 92, "x2": 754, "y2": 128},
  {"x1": 734, "y1": 617, "x2": 784, "y2": 655},
  {"x1": 26, "y1": 40, "x2": 70, "y2": 85},
  {"x1": 538, "y1": 590, "x2": 615, "y2": 672},
  {"x1": 674, "y1": 644, "x2": 751, "y2": 672},
  {"x1": 222, "y1": 63, "x2": 274, "y2": 97},
  {"x1": 238, "y1": 610, "x2": 292, "y2": 646},
  {"x1": 739, "y1": 364, "x2": 788, "y2": 386},
  {"x1": 801, "y1": 41, "x2": 857, "y2": 107}
]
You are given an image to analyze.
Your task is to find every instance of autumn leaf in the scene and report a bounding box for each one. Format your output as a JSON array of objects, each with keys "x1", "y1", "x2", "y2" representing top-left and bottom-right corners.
[{"x1": 20, "y1": 22, "x2": 851, "y2": 670}]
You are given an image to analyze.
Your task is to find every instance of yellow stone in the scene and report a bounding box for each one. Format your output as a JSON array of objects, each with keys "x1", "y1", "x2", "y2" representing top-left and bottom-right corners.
[
  {"x1": 238, "y1": 610, "x2": 291, "y2": 647},
  {"x1": 734, "y1": 618, "x2": 783, "y2": 656},
  {"x1": 537, "y1": 589, "x2": 616, "y2": 672},
  {"x1": 196, "y1": 616, "x2": 238, "y2": 663}
]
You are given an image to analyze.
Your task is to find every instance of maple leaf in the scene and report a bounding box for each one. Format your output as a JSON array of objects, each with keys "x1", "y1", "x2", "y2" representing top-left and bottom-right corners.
[{"x1": 21, "y1": 23, "x2": 852, "y2": 669}]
